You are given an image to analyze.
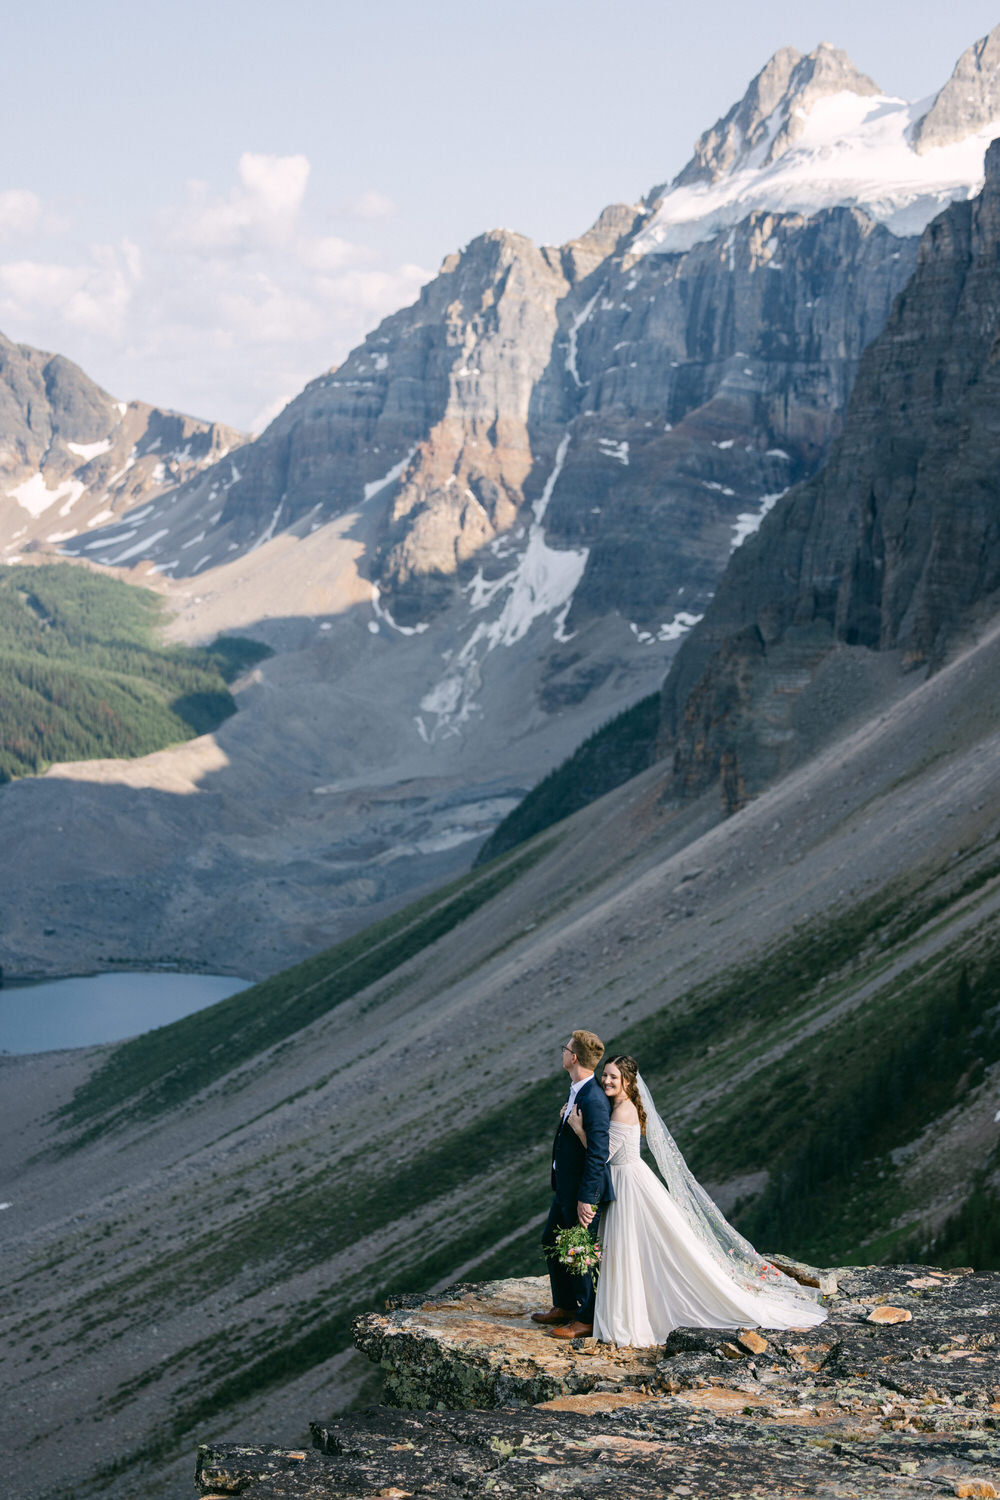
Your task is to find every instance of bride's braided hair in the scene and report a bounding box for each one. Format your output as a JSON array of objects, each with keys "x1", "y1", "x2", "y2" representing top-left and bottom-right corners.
[{"x1": 606, "y1": 1054, "x2": 646, "y2": 1135}]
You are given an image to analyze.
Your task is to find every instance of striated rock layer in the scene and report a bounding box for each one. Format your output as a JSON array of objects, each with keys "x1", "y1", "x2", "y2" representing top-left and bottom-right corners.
[{"x1": 197, "y1": 1266, "x2": 1000, "y2": 1497}]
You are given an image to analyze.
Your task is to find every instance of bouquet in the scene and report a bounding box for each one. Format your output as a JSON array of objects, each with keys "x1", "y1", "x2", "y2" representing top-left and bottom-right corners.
[{"x1": 546, "y1": 1215, "x2": 602, "y2": 1279}]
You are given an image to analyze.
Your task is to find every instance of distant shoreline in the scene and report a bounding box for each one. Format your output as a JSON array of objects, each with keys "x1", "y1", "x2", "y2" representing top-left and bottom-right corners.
[{"x1": 0, "y1": 965, "x2": 253, "y2": 988}]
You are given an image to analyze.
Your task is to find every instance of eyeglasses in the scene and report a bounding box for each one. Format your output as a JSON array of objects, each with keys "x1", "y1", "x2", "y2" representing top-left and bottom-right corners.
[{"x1": 561, "y1": 1044, "x2": 573, "y2": 1054}]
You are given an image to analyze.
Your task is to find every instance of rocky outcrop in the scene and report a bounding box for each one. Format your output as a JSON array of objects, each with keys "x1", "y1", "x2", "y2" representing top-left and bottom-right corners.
[
  {"x1": 196, "y1": 1266, "x2": 1000, "y2": 1497},
  {"x1": 914, "y1": 25, "x2": 1000, "y2": 153},
  {"x1": 660, "y1": 135, "x2": 1000, "y2": 805},
  {"x1": 352, "y1": 1275, "x2": 663, "y2": 1408},
  {"x1": 0, "y1": 331, "x2": 241, "y2": 559}
]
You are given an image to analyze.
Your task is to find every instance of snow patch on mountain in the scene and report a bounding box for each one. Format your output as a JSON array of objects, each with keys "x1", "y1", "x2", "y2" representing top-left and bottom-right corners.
[
  {"x1": 636, "y1": 90, "x2": 1000, "y2": 253},
  {"x1": 363, "y1": 445, "x2": 416, "y2": 504},
  {"x1": 251, "y1": 499, "x2": 284, "y2": 551},
  {"x1": 108, "y1": 528, "x2": 170, "y2": 565},
  {"x1": 630, "y1": 611, "x2": 704, "y2": 645},
  {"x1": 566, "y1": 294, "x2": 598, "y2": 387},
  {"x1": 598, "y1": 437, "x2": 629, "y2": 465},
  {"x1": 371, "y1": 583, "x2": 429, "y2": 637},
  {"x1": 11, "y1": 474, "x2": 86, "y2": 518},
  {"x1": 66, "y1": 438, "x2": 112, "y2": 464},
  {"x1": 417, "y1": 433, "x2": 588, "y2": 740},
  {"x1": 730, "y1": 490, "x2": 787, "y2": 550}
]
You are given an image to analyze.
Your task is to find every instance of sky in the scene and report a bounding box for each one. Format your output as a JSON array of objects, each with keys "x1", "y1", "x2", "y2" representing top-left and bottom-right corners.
[{"x1": 1, "y1": 0, "x2": 997, "y2": 433}]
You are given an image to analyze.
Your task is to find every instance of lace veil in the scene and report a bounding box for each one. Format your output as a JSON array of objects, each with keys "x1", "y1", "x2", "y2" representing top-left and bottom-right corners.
[{"x1": 636, "y1": 1073, "x2": 822, "y2": 1312}]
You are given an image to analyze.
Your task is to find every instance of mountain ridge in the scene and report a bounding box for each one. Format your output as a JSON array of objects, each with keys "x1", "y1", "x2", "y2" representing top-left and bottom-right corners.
[
  {"x1": 668, "y1": 41, "x2": 881, "y2": 190},
  {"x1": 0, "y1": 331, "x2": 242, "y2": 563},
  {"x1": 57, "y1": 33, "x2": 1000, "y2": 607},
  {"x1": 0, "y1": 29, "x2": 994, "y2": 977},
  {"x1": 638, "y1": 27, "x2": 1000, "y2": 253}
]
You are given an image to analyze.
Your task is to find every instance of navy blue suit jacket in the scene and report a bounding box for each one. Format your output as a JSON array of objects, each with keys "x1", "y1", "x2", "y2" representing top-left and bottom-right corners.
[{"x1": 551, "y1": 1076, "x2": 615, "y2": 1211}]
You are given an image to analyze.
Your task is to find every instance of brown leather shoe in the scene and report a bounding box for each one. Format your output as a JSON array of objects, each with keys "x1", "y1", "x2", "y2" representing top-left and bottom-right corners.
[
  {"x1": 548, "y1": 1320, "x2": 593, "y2": 1340},
  {"x1": 531, "y1": 1306, "x2": 574, "y2": 1325}
]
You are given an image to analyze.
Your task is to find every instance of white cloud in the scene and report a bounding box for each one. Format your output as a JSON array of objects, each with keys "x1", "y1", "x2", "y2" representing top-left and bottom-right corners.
[
  {"x1": 315, "y1": 264, "x2": 429, "y2": 315},
  {"x1": 299, "y1": 234, "x2": 375, "y2": 273},
  {"x1": 0, "y1": 154, "x2": 429, "y2": 429},
  {"x1": 217, "y1": 278, "x2": 325, "y2": 344},
  {"x1": 0, "y1": 241, "x2": 137, "y2": 337},
  {"x1": 345, "y1": 188, "x2": 396, "y2": 220},
  {"x1": 238, "y1": 152, "x2": 310, "y2": 221},
  {"x1": 0, "y1": 259, "x2": 85, "y2": 308},
  {"x1": 169, "y1": 152, "x2": 311, "y2": 252},
  {"x1": 0, "y1": 190, "x2": 43, "y2": 240}
]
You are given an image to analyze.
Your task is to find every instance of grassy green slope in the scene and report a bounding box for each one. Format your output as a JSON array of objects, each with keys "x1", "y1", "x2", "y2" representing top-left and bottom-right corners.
[
  {"x1": 475, "y1": 691, "x2": 662, "y2": 864},
  {"x1": 0, "y1": 564, "x2": 269, "y2": 779}
]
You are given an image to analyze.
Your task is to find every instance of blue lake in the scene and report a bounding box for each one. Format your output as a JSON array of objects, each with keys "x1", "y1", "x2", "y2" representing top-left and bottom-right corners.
[{"x1": 0, "y1": 971, "x2": 253, "y2": 1054}]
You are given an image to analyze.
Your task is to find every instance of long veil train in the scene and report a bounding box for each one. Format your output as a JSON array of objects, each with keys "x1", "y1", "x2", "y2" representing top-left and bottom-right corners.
[{"x1": 636, "y1": 1073, "x2": 823, "y2": 1320}]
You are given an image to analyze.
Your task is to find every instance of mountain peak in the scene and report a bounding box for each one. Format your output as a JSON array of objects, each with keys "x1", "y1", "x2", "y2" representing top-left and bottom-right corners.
[
  {"x1": 635, "y1": 31, "x2": 1000, "y2": 257},
  {"x1": 912, "y1": 24, "x2": 1000, "y2": 153},
  {"x1": 672, "y1": 42, "x2": 881, "y2": 189}
]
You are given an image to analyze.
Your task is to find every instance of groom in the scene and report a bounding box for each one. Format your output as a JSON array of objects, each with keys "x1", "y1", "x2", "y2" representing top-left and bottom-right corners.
[{"x1": 532, "y1": 1028, "x2": 614, "y2": 1340}]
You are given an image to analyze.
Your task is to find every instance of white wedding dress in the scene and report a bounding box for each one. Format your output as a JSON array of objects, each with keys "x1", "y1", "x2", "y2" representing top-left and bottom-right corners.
[{"x1": 593, "y1": 1120, "x2": 827, "y2": 1346}]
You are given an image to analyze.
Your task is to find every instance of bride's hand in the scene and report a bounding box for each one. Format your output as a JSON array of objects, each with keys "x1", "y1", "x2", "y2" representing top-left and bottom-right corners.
[{"x1": 567, "y1": 1104, "x2": 587, "y2": 1143}]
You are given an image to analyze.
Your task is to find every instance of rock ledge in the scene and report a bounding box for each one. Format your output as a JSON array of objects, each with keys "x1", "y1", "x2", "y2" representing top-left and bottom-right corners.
[{"x1": 197, "y1": 1265, "x2": 1000, "y2": 1498}]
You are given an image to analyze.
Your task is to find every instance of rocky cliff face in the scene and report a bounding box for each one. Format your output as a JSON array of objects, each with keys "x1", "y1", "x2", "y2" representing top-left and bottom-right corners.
[
  {"x1": 660, "y1": 136, "x2": 1000, "y2": 807},
  {"x1": 0, "y1": 332, "x2": 241, "y2": 561},
  {"x1": 61, "y1": 35, "x2": 997, "y2": 649},
  {"x1": 61, "y1": 192, "x2": 916, "y2": 646}
]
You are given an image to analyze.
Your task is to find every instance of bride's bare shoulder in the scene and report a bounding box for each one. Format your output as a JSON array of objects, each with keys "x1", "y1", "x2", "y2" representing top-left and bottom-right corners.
[{"x1": 613, "y1": 1100, "x2": 640, "y2": 1125}]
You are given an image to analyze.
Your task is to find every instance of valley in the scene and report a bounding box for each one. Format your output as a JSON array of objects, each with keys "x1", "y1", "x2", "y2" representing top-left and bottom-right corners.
[{"x1": 4, "y1": 38, "x2": 991, "y2": 975}]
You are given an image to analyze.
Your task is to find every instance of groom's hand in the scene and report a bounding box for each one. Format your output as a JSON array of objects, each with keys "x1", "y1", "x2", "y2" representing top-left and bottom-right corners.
[{"x1": 577, "y1": 1200, "x2": 595, "y2": 1227}]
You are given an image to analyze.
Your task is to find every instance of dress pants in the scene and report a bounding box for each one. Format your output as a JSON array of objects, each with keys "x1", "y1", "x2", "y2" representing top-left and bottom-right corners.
[{"x1": 543, "y1": 1197, "x2": 604, "y2": 1323}]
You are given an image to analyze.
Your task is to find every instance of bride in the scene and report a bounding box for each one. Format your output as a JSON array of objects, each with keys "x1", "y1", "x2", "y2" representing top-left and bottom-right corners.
[{"x1": 565, "y1": 1054, "x2": 827, "y2": 1346}]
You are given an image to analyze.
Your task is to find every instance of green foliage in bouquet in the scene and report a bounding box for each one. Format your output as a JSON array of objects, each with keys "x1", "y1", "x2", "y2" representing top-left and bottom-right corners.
[{"x1": 546, "y1": 1218, "x2": 602, "y2": 1278}]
